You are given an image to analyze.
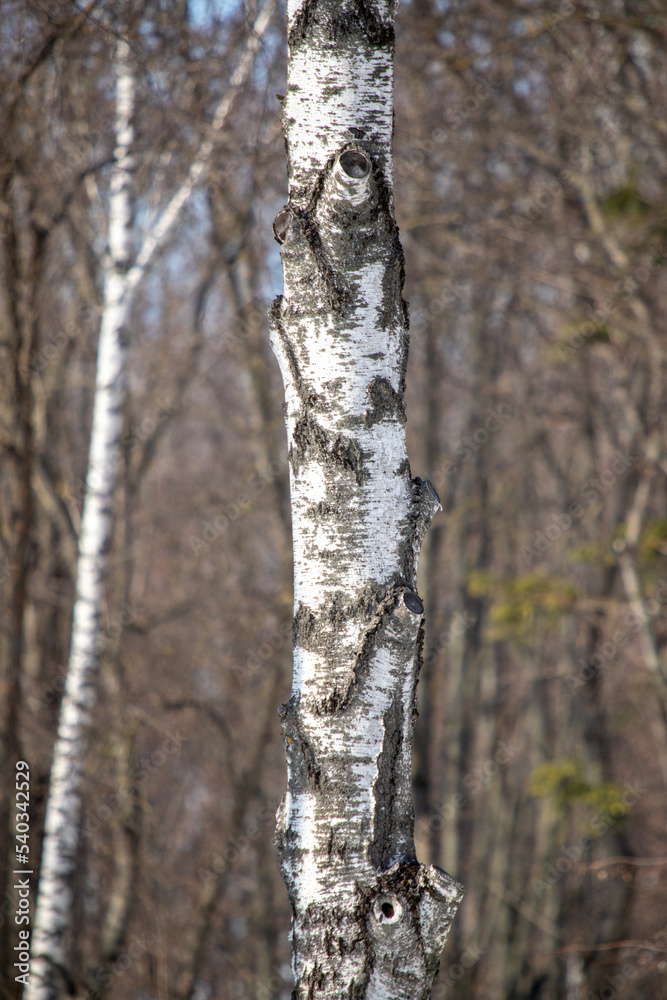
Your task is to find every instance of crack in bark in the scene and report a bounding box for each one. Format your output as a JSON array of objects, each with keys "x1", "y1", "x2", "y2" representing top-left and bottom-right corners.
[{"x1": 297, "y1": 720, "x2": 323, "y2": 789}]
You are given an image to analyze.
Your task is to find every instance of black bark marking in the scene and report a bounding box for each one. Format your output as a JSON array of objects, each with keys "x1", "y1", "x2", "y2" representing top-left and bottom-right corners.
[
  {"x1": 278, "y1": 192, "x2": 349, "y2": 312},
  {"x1": 288, "y1": 0, "x2": 321, "y2": 50},
  {"x1": 381, "y1": 236, "x2": 409, "y2": 332},
  {"x1": 290, "y1": 412, "x2": 369, "y2": 486},
  {"x1": 364, "y1": 376, "x2": 406, "y2": 428},
  {"x1": 412, "y1": 621, "x2": 425, "y2": 722},
  {"x1": 327, "y1": 826, "x2": 349, "y2": 862},
  {"x1": 331, "y1": 1, "x2": 395, "y2": 51},
  {"x1": 293, "y1": 601, "x2": 317, "y2": 650},
  {"x1": 316, "y1": 585, "x2": 403, "y2": 714},
  {"x1": 397, "y1": 477, "x2": 443, "y2": 588},
  {"x1": 370, "y1": 701, "x2": 417, "y2": 871},
  {"x1": 292, "y1": 206, "x2": 350, "y2": 312},
  {"x1": 269, "y1": 296, "x2": 305, "y2": 401},
  {"x1": 289, "y1": 0, "x2": 394, "y2": 53},
  {"x1": 292, "y1": 714, "x2": 323, "y2": 790}
]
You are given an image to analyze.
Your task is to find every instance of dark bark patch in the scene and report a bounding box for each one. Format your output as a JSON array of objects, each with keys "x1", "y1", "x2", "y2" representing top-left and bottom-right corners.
[
  {"x1": 270, "y1": 296, "x2": 305, "y2": 400},
  {"x1": 303, "y1": 499, "x2": 341, "y2": 523},
  {"x1": 290, "y1": 412, "x2": 369, "y2": 486},
  {"x1": 381, "y1": 239, "x2": 409, "y2": 332},
  {"x1": 326, "y1": 826, "x2": 349, "y2": 862},
  {"x1": 330, "y1": 2, "x2": 395, "y2": 50},
  {"x1": 364, "y1": 375, "x2": 406, "y2": 428},
  {"x1": 294, "y1": 601, "x2": 317, "y2": 650},
  {"x1": 315, "y1": 584, "x2": 403, "y2": 714},
  {"x1": 282, "y1": 205, "x2": 349, "y2": 313},
  {"x1": 288, "y1": 0, "x2": 321, "y2": 51},
  {"x1": 296, "y1": 206, "x2": 349, "y2": 312},
  {"x1": 412, "y1": 621, "x2": 425, "y2": 721},
  {"x1": 289, "y1": 0, "x2": 394, "y2": 53},
  {"x1": 295, "y1": 716, "x2": 323, "y2": 789},
  {"x1": 370, "y1": 699, "x2": 406, "y2": 870}
]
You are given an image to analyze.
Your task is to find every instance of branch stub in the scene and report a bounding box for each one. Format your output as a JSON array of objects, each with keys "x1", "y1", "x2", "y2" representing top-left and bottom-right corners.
[
  {"x1": 339, "y1": 149, "x2": 371, "y2": 179},
  {"x1": 273, "y1": 208, "x2": 293, "y2": 244},
  {"x1": 372, "y1": 893, "x2": 403, "y2": 926},
  {"x1": 403, "y1": 591, "x2": 424, "y2": 615}
]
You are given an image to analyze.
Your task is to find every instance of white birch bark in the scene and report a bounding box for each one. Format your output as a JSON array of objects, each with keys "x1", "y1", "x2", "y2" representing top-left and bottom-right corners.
[
  {"x1": 271, "y1": 3, "x2": 464, "y2": 997},
  {"x1": 28, "y1": 9, "x2": 272, "y2": 996},
  {"x1": 26, "y1": 37, "x2": 136, "y2": 1000}
]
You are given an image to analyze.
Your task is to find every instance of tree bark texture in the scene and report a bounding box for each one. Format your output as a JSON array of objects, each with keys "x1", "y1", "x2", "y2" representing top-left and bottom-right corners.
[{"x1": 271, "y1": 3, "x2": 464, "y2": 998}]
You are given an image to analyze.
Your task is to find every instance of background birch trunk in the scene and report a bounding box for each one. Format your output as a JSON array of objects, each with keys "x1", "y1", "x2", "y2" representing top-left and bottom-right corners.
[
  {"x1": 26, "y1": 9, "x2": 272, "y2": 996},
  {"x1": 26, "y1": 37, "x2": 136, "y2": 1000},
  {"x1": 271, "y1": 3, "x2": 464, "y2": 997}
]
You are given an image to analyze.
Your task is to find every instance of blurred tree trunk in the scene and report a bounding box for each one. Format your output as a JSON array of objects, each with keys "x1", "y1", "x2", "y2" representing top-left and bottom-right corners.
[
  {"x1": 26, "y1": 8, "x2": 272, "y2": 996},
  {"x1": 27, "y1": 36, "x2": 137, "y2": 1000},
  {"x1": 271, "y1": 2, "x2": 463, "y2": 997}
]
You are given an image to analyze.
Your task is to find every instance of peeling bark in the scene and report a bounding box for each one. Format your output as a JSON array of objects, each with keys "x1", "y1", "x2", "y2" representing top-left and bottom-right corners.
[{"x1": 271, "y1": 2, "x2": 463, "y2": 997}]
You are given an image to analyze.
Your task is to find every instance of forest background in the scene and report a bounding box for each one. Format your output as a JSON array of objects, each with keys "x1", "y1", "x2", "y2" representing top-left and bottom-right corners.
[{"x1": 1, "y1": 1, "x2": 667, "y2": 999}]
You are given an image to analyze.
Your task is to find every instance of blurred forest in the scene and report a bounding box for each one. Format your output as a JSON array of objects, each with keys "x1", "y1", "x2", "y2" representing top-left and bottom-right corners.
[{"x1": 1, "y1": 1, "x2": 667, "y2": 999}]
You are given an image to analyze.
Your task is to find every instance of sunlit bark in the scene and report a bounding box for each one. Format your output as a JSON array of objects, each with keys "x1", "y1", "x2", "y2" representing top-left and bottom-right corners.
[{"x1": 271, "y1": 3, "x2": 463, "y2": 996}]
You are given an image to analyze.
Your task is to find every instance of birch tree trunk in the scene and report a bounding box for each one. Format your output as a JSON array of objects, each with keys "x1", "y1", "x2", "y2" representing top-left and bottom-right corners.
[
  {"x1": 271, "y1": 3, "x2": 464, "y2": 997},
  {"x1": 26, "y1": 37, "x2": 136, "y2": 1000},
  {"x1": 27, "y1": 10, "x2": 272, "y2": 996}
]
